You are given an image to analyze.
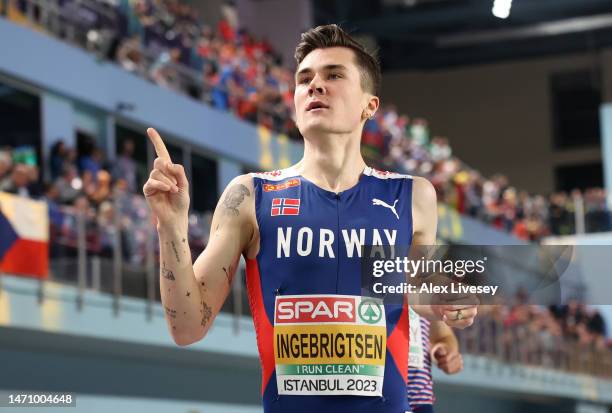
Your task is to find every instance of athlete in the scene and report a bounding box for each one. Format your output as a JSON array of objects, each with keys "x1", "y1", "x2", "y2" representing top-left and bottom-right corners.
[
  {"x1": 408, "y1": 309, "x2": 464, "y2": 413},
  {"x1": 143, "y1": 24, "x2": 477, "y2": 413}
]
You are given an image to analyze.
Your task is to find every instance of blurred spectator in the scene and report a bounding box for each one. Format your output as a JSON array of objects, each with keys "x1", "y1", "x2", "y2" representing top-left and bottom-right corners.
[
  {"x1": 548, "y1": 192, "x2": 574, "y2": 235},
  {"x1": 54, "y1": 164, "x2": 82, "y2": 204},
  {"x1": 584, "y1": 188, "x2": 611, "y2": 233},
  {"x1": 97, "y1": 200, "x2": 118, "y2": 258},
  {"x1": 116, "y1": 35, "x2": 145, "y2": 74},
  {"x1": 201, "y1": 60, "x2": 219, "y2": 104},
  {"x1": 586, "y1": 308, "x2": 607, "y2": 349},
  {"x1": 50, "y1": 140, "x2": 69, "y2": 181},
  {"x1": 430, "y1": 136, "x2": 451, "y2": 162},
  {"x1": 410, "y1": 118, "x2": 430, "y2": 146},
  {"x1": 0, "y1": 163, "x2": 38, "y2": 197},
  {"x1": 212, "y1": 59, "x2": 245, "y2": 112},
  {"x1": 79, "y1": 146, "x2": 105, "y2": 180},
  {"x1": 150, "y1": 47, "x2": 183, "y2": 91},
  {"x1": 113, "y1": 139, "x2": 137, "y2": 192},
  {"x1": 43, "y1": 182, "x2": 63, "y2": 228},
  {"x1": 90, "y1": 169, "x2": 112, "y2": 205},
  {"x1": 44, "y1": 182, "x2": 64, "y2": 258},
  {"x1": 59, "y1": 194, "x2": 100, "y2": 254},
  {"x1": 0, "y1": 149, "x2": 13, "y2": 184}
]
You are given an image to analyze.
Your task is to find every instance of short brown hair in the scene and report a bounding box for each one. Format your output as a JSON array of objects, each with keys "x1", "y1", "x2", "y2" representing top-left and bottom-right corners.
[{"x1": 294, "y1": 24, "x2": 381, "y2": 96}]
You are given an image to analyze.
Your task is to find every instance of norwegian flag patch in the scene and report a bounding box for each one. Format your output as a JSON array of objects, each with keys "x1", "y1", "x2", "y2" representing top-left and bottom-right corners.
[{"x1": 271, "y1": 198, "x2": 300, "y2": 216}]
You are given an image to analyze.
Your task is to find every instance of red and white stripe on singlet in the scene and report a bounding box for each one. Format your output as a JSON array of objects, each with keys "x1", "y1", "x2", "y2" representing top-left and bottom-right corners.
[{"x1": 407, "y1": 317, "x2": 434, "y2": 408}]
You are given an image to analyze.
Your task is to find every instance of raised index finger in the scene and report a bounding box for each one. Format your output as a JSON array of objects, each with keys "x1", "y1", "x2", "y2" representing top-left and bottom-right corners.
[{"x1": 147, "y1": 128, "x2": 171, "y2": 160}]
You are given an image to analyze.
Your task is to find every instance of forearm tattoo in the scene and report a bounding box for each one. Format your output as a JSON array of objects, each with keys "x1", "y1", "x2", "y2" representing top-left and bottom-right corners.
[
  {"x1": 222, "y1": 264, "x2": 235, "y2": 285},
  {"x1": 164, "y1": 306, "x2": 177, "y2": 319},
  {"x1": 223, "y1": 184, "x2": 250, "y2": 216},
  {"x1": 200, "y1": 300, "x2": 212, "y2": 327},
  {"x1": 161, "y1": 262, "x2": 175, "y2": 281},
  {"x1": 170, "y1": 241, "x2": 181, "y2": 263}
]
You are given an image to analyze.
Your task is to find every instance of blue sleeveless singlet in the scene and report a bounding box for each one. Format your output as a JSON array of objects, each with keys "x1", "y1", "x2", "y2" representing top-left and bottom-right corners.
[{"x1": 246, "y1": 166, "x2": 414, "y2": 413}]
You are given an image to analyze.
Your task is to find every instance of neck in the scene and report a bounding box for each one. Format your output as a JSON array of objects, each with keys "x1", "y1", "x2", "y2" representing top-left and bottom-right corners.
[{"x1": 294, "y1": 129, "x2": 367, "y2": 193}]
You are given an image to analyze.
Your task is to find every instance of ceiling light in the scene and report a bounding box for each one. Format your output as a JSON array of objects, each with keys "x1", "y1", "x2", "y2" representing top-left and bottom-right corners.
[{"x1": 492, "y1": 0, "x2": 512, "y2": 19}]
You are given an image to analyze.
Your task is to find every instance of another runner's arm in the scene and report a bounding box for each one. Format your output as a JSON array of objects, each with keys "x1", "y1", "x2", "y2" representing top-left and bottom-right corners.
[
  {"x1": 429, "y1": 321, "x2": 459, "y2": 353},
  {"x1": 164, "y1": 175, "x2": 255, "y2": 346},
  {"x1": 429, "y1": 321, "x2": 463, "y2": 374}
]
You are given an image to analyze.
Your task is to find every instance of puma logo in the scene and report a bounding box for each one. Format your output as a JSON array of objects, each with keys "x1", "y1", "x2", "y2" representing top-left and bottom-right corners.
[{"x1": 372, "y1": 198, "x2": 399, "y2": 220}]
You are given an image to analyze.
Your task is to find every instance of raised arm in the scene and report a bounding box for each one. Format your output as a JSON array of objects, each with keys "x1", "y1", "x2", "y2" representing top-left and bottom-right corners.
[{"x1": 143, "y1": 128, "x2": 255, "y2": 346}]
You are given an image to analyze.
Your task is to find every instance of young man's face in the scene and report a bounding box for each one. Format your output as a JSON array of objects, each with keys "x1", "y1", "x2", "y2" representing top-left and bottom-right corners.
[{"x1": 294, "y1": 47, "x2": 374, "y2": 138}]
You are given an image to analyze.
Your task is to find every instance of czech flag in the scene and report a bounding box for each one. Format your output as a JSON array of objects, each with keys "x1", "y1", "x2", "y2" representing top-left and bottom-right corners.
[{"x1": 0, "y1": 192, "x2": 49, "y2": 278}]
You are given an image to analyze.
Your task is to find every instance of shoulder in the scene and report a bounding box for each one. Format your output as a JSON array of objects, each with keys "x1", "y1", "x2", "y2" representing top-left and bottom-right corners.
[
  {"x1": 363, "y1": 166, "x2": 412, "y2": 180},
  {"x1": 216, "y1": 174, "x2": 256, "y2": 227},
  {"x1": 249, "y1": 167, "x2": 300, "y2": 182},
  {"x1": 412, "y1": 176, "x2": 437, "y2": 210},
  {"x1": 411, "y1": 176, "x2": 438, "y2": 242},
  {"x1": 221, "y1": 174, "x2": 255, "y2": 202}
]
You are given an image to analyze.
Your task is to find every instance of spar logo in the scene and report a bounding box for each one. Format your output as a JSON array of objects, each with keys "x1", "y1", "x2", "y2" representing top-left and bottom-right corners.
[
  {"x1": 358, "y1": 299, "x2": 383, "y2": 324},
  {"x1": 275, "y1": 296, "x2": 357, "y2": 324}
]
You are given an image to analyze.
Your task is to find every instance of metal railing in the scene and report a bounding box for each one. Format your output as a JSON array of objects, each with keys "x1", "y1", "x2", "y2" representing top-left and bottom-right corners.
[
  {"x1": 42, "y1": 192, "x2": 250, "y2": 324},
  {"x1": 456, "y1": 313, "x2": 612, "y2": 379},
  {"x1": 568, "y1": 190, "x2": 612, "y2": 235}
]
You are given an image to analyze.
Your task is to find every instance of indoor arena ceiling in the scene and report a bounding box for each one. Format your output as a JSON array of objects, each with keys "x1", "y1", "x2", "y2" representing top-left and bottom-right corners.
[{"x1": 311, "y1": 0, "x2": 612, "y2": 70}]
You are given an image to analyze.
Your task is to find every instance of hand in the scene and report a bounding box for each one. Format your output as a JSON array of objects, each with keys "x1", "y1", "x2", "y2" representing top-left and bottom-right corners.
[
  {"x1": 143, "y1": 128, "x2": 190, "y2": 229},
  {"x1": 430, "y1": 343, "x2": 463, "y2": 374},
  {"x1": 432, "y1": 304, "x2": 478, "y2": 329},
  {"x1": 430, "y1": 286, "x2": 479, "y2": 329}
]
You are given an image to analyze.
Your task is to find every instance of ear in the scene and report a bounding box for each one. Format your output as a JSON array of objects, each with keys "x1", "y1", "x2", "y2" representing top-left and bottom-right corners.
[{"x1": 365, "y1": 95, "x2": 380, "y2": 119}]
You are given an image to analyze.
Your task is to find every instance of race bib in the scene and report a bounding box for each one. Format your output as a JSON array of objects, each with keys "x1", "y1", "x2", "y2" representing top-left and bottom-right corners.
[
  {"x1": 274, "y1": 294, "x2": 386, "y2": 396},
  {"x1": 408, "y1": 307, "x2": 424, "y2": 369}
]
